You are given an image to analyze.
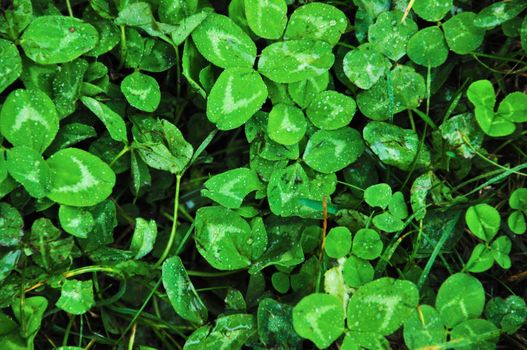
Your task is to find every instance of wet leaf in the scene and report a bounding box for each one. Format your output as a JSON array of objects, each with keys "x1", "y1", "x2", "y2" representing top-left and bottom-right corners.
[
  {"x1": 207, "y1": 68, "x2": 267, "y2": 130},
  {"x1": 292, "y1": 293, "x2": 345, "y2": 349},
  {"x1": 21, "y1": 16, "x2": 98, "y2": 64},
  {"x1": 303, "y1": 127, "x2": 364, "y2": 174},
  {"x1": 162, "y1": 256, "x2": 208, "y2": 324},
  {"x1": 436, "y1": 273, "x2": 485, "y2": 328}
]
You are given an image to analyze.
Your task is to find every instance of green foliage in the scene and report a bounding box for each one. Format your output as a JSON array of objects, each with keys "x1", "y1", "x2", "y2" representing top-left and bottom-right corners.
[
  {"x1": 292, "y1": 293, "x2": 345, "y2": 348},
  {"x1": 0, "y1": 1, "x2": 525, "y2": 349}
]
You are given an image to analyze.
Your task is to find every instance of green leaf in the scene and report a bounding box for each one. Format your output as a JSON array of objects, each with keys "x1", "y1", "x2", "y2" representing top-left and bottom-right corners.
[
  {"x1": 48, "y1": 123, "x2": 97, "y2": 153},
  {"x1": 474, "y1": 0, "x2": 527, "y2": 29},
  {"x1": 435, "y1": 273, "x2": 485, "y2": 328},
  {"x1": 485, "y1": 296, "x2": 527, "y2": 334},
  {"x1": 0, "y1": 250, "x2": 20, "y2": 283},
  {"x1": 271, "y1": 272, "x2": 290, "y2": 293},
  {"x1": 257, "y1": 298, "x2": 301, "y2": 348},
  {"x1": 77, "y1": 200, "x2": 116, "y2": 251},
  {"x1": 191, "y1": 13, "x2": 256, "y2": 68},
  {"x1": 509, "y1": 187, "x2": 527, "y2": 210},
  {"x1": 80, "y1": 97, "x2": 127, "y2": 143},
  {"x1": 115, "y1": 2, "x2": 154, "y2": 26},
  {"x1": 267, "y1": 163, "x2": 337, "y2": 218},
  {"x1": 184, "y1": 314, "x2": 256, "y2": 349},
  {"x1": 508, "y1": 211, "x2": 526, "y2": 234},
  {"x1": 21, "y1": 16, "x2": 98, "y2": 64},
  {"x1": 56, "y1": 279, "x2": 94, "y2": 315},
  {"x1": 467, "y1": 80, "x2": 496, "y2": 108},
  {"x1": 267, "y1": 104, "x2": 307, "y2": 145},
  {"x1": 368, "y1": 10, "x2": 418, "y2": 61},
  {"x1": 357, "y1": 66, "x2": 426, "y2": 120},
  {"x1": 288, "y1": 72, "x2": 329, "y2": 108},
  {"x1": 363, "y1": 121, "x2": 431, "y2": 171},
  {"x1": 158, "y1": 0, "x2": 198, "y2": 25},
  {"x1": 325, "y1": 227, "x2": 352, "y2": 259},
  {"x1": 439, "y1": 113, "x2": 484, "y2": 159},
  {"x1": 245, "y1": 0, "x2": 287, "y2": 39},
  {"x1": 0, "y1": 39, "x2": 22, "y2": 94},
  {"x1": 388, "y1": 191, "x2": 408, "y2": 219},
  {"x1": 130, "y1": 218, "x2": 157, "y2": 259},
  {"x1": 171, "y1": 10, "x2": 210, "y2": 46},
  {"x1": 284, "y1": 2, "x2": 347, "y2": 45},
  {"x1": 6, "y1": 146, "x2": 51, "y2": 198},
  {"x1": 352, "y1": 228, "x2": 383, "y2": 260},
  {"x1": 207, "y1": 68, "x2": 268, "y2": 130},
  {"x1": 86, "y1": 19, "x2": 120, "y2": 57},
  {"x1": 412, "y1": 0, "x2": 452, "y2": 22},
  {"x1": 131, "y1": 150, "x2": 151, "y2": 196},
  {"x1": 443, "y1": 12, "x2": 486, "y2": 55},
  {"x1": 132, "y1": 117, "x2": 194, "y2": 175},
  {"x1": 364, "y1": 183, "x2": 392, "y2": 209},
  {"x1": 162, "y1": 256, "x2": 208, "y2": 325},
  {"x1": 0, "y1": 89, "x2": 59, "y2": 153},
  {"x1": 292, "y1": 293, "x2": 345, "y2": 349},
  {"x1": 306, "y1": 91, "x2": 356, "y2": 130},
  {"x1": 121, "y1": 72, "x2": 161, "y2": 112},
  {"x1": 465, "y1": 244, "x2": 495, "y2": 273},
  {"x1": 347, "y1": 277, "x2": 419, "y2": 335},
  {"x1": 303, "y1": 127, "x2": 364, "y2": 174},
  {"x1": 195, "y1": 206, "x2": 255, "y2": 270},
  {"x1": 12, "y1": 296, "x2": 48, "y2": 338},
  {"x1": 52, "y1": 59, "x2": 89, "y2": 118},
  {"x1": 403, "y1": 305, "x2": 446, "y2": 350},
  {"x1": 497, "y1": 92, "x2": 527, "y2": 122},
  {"x1": 465, "y1": 204, "x2": 501, "y2": 242},
  {"x1": 58, "y1": 205, "x2": 95, "y2": 238},
  {"x1": 258, "y1": 40, "x2": 335, "y2": 83},
  {"x1": 342, "y1": 256, "x2": 374, "y2": 288},
  {"x1": 478, "y1": 106, "x2": 516, "y2": 137},
  {"x1": 391, "y1": 65, "x2": 426, "y2": 111},
  {"x1": 0, "y1": 203, "x2": 23, "y2": 247},
  {"x1": 202, "y1": 167, "x2": 264, "y2": 209},
  {"x1": 407, "y1": 26, "x2": 449, "y2": 67},
  {"x1": 343, "y1": 45, "x2": 389, "y2": 89},
  {"x1": 450, "y1": 319, "x2": 499, "y2": 349},
  {"x1": 491, "y1": 235, "x2": 512, "y2": 269},
  {"x1": 341, "y1": 331, "x2": 389, "y2": 350},
  {"x1": 46, "y1": 148, "x2": 116, "y2": 207},
  {"x1": 373, "y1": 212, "x2": 405, "y2": 233}
]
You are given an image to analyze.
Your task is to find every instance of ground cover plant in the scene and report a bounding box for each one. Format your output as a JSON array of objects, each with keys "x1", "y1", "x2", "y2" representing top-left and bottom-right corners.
[{"x1": 0, "y1": 0, "x2": 526, "y2": 349}]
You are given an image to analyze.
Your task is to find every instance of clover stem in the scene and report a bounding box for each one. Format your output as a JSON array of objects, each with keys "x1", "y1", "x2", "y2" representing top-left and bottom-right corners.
[
  {"x1": 118, "y1": 26, "x2": 127, "y2": 70},
  {"x1": 65, "y1": 0, "x2": 73, "y2": 16},
  {"x1": 462, "y1": 135, "x2": 527, "y2": 177},
  {"x1": 319, "y1": 195, "x2": 328, "y2": 260},
  {"x1": 187, "y1": 270, "x2": 241, "y2": 277},
  {"x1": 110, "y1": 145, "x2": 130, "y2": 167},
  {"x1": 63, "y1": 315, "x2": 75, "y2": 346},
  {"x1": 155, "y1": 174, "x2": 182, "y2": 268},
  {"x1": 63, "y1": 266, "x2": 123, "y2": 279}
]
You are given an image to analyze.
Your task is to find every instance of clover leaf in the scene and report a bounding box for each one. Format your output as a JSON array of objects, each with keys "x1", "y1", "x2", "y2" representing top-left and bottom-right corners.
[{"x1": 292, "y1": 293, "x2": 345, "y2": 349}]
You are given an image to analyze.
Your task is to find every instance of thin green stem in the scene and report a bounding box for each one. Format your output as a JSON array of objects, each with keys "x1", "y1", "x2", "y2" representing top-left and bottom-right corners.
[
  {"x1": 462, "y1": 135, "x2": 527, "y2": 177},
  {"x1": 118, "y1": 26, "x2": 127, "y2": 70},
  {"x1": 117, "y1": 277, "x2": 165, "y2": 344},
  {"x1": 63, "y1": 315, "x2": 75, "y2": 346},
  {"x1": 63, "y1": 266, "x2": 123, "y2": 279},
  {"x1": 186, "y1": 270, "x2": 241, "y2": 277},
  {"x1": 110, "y1": 145, "x2": 130, "y2": 167},
  {"x1": 65, "y1": 0, "x2": 73, "y2": 16},
  {"x1": 155, "y1": 175, "x2": 182, "y2": 268}
]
